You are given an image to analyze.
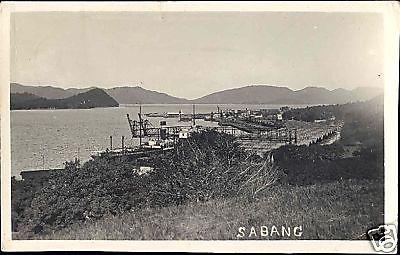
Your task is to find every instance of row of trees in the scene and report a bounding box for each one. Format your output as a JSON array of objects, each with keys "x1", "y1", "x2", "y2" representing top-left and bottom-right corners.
[{"x1": 282, "y1": 96, "x2": 383, "y2": 124}]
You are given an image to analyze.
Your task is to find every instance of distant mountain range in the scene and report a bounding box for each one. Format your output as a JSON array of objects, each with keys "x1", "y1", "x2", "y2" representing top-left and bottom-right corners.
[
  {"x1": 191, "y1": 85, "x2": 382, "y2": 104},
  {"x1": 11, "y1": 83, "x2": 383, "y2": 106},
  {"x1": 11, "y1": 88, "x2": 119, "y2": 110},
  {"x1": 10, "y1": 83, "x2": 189, "y2": 104}
]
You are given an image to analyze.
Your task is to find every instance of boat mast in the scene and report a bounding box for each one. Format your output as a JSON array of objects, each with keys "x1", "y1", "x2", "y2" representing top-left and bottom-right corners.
[{"x1": 138, "y1": 103, "x2": 142, "y2": 147}]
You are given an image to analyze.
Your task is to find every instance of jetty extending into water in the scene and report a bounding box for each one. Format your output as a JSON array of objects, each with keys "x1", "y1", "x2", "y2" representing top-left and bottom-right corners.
[{"x1": 18, "y1": 104, "x2": 342, "y2": 181}]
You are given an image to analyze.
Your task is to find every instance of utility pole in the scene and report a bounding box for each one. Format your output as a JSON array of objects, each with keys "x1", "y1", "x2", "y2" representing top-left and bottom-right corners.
[
  {"x1": 138, "y1": 103, "x2": 142, "y2": 147},
  {"x1": 192, "y1": 104, "x2": 196, "y2": 126}
]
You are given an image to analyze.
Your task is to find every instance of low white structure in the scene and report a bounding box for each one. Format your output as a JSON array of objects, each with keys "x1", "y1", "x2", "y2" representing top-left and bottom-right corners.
[
  {"x1": 144, "y1": 139, "x2": 174, "y2": 149},
  {"x1": 136, "y1": 166, "x2": 154, "y2": 176},
  {"x1": 179, "y1": 128, "x2": 191, "y2": 139}
]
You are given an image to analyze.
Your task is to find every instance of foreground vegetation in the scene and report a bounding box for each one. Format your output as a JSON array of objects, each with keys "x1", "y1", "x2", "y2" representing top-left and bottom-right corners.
[
  {"x1": 12, "y1": 96, "x2": 384, "y2": 240},
  {"x1": 13, "y1": 131, "x2": 282, "y2": 236},
  {"x1": 28, "y1": 179, "x2": 382, "y2": 240}
]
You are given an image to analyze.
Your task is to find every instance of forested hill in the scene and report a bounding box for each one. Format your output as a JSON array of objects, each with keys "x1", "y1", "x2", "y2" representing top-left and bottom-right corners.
[
  {"x1": 11, "y1": 83, "x2": 189, "y2": 104},
  {"x1": 282, "y1": 95, "x2": 384, "y2": 148},
  {"x1": 10, "y1": 88, "x2": 119, "y2": 110},
  {"x1": 12, "y1": 83, "x2": 382, "y2": 105},
  {"x1": 282, "y1": 95, "x2": 383, "y2": 122},
  {"x1": 192, "y1": 85, "x2": 382, "y2": 104}
]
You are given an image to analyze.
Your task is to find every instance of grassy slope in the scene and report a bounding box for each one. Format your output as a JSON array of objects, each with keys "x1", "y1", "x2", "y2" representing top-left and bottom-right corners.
[{"x1": 34, "y1": 179, "x2": 383, "y2": 240}]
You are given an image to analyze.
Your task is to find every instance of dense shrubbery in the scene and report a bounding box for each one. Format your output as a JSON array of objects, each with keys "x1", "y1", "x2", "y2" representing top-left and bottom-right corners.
[
  {"x1": 15, "y1": 131, "x2": 281, "y2": 235},
  {"x1": 25, "y1": 157, "x2": 147, "y2": 234},
  {"x1": 283, "y1": 105, "x2": 340, "y2": 122},
  {"x1": 273, "y1": 143, "x2": 345, "y2": 161},
  {"x1": 275, "y1": 155, "x2": 383, "y2": 185},
  {"x1": 272, "y1": 141, "x2": 383, "y2": 185},
  {"x1": 148, "y1": 131, "x2": 281, "y2": 205},
  {"x1": 11, "y1": 177, "x2": 47, "y2": 232}
]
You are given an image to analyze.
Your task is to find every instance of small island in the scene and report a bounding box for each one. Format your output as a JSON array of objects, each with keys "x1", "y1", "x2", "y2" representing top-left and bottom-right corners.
[{"x1": 10, "y1": 88, "x2": 119, "y2": 110}]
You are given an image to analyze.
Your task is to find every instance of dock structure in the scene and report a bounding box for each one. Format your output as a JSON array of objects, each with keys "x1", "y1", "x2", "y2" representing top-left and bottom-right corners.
[
  {"x1": 242, "y1": 128, "x2": 298, "y2": 144},
  {"x1": 128, "y1": 111, "x2": 296, "y2": 142},
  {"x1": 127, "y1": 104, "x2": 201, "y2": 141},
  {"x1": 96, "y1": 105, "x2": 303, "y2": 163},
  {"x1": 127, "y1": 113, "x2": 193, "y2": 139},
  {"x1": 145, "y1": 112, "x2": 209, "y2": 119},
  {"x1": 128, "y1": 103, "x2": 298, "y2": 145},
  {"x1": 109, "y1": 104, "x2": 300, "y2": 160},
  {"x1": 20, "y1": 168, "x2": 64, "y2": 181},
  {"x1": 216, "y1": 117, "x2": 297, "y2": 144}
]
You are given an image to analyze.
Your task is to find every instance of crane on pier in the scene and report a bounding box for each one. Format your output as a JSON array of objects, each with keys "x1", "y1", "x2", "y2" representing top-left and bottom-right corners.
[
  {"x1": 126, "y1": 105, "x2": 194, "y2": 144},
  {"x1": 126, "y1": 104, "x2": 298, "y2": 145},
  {"x1": 126, "y1": 105, "x2": 156, "y2": 145}
]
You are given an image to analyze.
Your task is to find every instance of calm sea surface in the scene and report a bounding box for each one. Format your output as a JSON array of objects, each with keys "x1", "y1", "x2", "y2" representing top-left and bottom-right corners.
[{"x1": 11, "y1": 104, "x2": 304, "y2": 178}]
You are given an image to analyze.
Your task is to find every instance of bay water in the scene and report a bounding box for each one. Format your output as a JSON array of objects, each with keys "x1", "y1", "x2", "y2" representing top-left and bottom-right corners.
[{"x1": 11, "y1": 104, "x2": 302, "y2": 178}]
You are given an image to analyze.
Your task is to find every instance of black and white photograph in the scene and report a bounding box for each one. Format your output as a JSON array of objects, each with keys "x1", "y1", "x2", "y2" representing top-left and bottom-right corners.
[{"x1": 1, "y1": 1, "x2": 398, "y2": 253}]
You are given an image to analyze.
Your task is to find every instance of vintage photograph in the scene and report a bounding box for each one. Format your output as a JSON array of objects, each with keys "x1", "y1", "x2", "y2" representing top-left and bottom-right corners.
[{"x1": 1, "y1": 1, "x2": 398, "y2": 253}]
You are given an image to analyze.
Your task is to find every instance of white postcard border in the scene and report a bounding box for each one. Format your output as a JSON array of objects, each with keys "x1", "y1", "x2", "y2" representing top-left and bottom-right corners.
[{"x1": 1, "y1": 1, "x2": 399, "y2": 253}]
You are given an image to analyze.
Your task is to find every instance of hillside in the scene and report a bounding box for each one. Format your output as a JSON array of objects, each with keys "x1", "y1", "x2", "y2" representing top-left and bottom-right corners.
[
  {"x1": 11, "y1": 83, "x2": 76, "y2": 99},
  {"x1": 106, "y1": 86, "x2": 190, "y2": 104},
  {"x1": 193, "y1": 85, "x2": 383, "y2": 104},
  {"x1": 11, "y1": 83, "x2": 189, "y2": 104},
  {"x1": 10, "y1": 93, "x2": 42, "y2": 107},
  {"x1": 58, "y1": 88, "x2": 119, "y2": 109},
  {"x1": 192, "y1": 85, "x2": 294, "y2": 104},
  {"x1": 10, "y1": 88, "x2": 119, "y2": 110},
  {"x1": 11, "y1": 83, "x2": 383, "y2": 105},
  {"x1": 351, "y1": 87, "x2": 384, "y2": 102}
]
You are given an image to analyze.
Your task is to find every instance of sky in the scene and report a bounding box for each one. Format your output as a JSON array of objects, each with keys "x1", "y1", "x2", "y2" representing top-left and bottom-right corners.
[{"x1": 11, "y1": 12, "x2": 384, "y2": 99}]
